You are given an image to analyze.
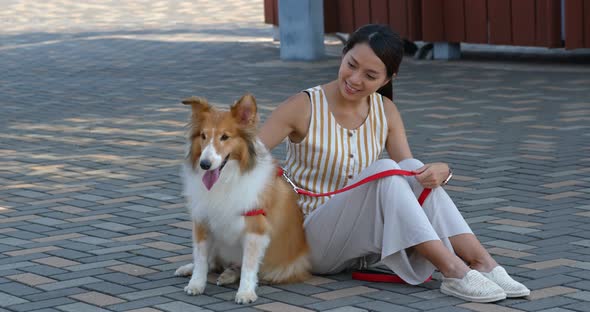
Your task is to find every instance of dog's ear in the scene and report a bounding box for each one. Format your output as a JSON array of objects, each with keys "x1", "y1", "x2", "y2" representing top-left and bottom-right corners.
[
  {"x1": 231, "y1": 93, "x2": 257, "y2": 126},
  {"x1": 182, "y1": 96, "x2": 210, "y2": 115}
]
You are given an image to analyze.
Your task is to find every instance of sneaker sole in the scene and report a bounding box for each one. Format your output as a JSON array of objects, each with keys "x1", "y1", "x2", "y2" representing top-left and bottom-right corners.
[
  {"x1": 441, "y1": 284, "x2": 507, "y2": 303},
  {"x1": 506, "y1": 289, "x2": 531, "y2": 298}
]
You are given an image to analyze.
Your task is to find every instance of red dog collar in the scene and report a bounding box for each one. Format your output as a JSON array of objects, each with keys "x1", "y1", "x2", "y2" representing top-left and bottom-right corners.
[{"x1": 243, "y1": 209, "x2": 266, "y2": 217}]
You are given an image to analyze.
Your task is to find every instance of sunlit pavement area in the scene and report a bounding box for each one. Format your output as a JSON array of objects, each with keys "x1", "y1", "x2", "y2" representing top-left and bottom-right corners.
[{"x1": 1, "y1": 1, "x2": 590, "y2": 311}]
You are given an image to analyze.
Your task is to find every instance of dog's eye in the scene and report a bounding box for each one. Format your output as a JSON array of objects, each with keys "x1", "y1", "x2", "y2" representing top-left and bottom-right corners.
[
  {"x1": 200, "y1": 133, "x2": 206, "y2": 140},
  {"x1": 220, "y1": 134, "x2": 229, "y2": 141}
]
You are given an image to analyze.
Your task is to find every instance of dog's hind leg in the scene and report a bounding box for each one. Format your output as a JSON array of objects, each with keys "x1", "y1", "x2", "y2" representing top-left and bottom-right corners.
[
  {"x1": 175, "y1": 263, "x2": 194, "y2": 277},
  {"x1": 217, "y1": 265, "x2": 240, "y2": 286}
]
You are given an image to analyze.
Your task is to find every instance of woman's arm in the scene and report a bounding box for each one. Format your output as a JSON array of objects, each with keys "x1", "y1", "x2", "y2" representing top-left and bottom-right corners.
[
  {"x1": 259, "y1": 92, "x2": 311, "y2": 151},
  {"x1": 383, "y1": 97, "x2": 450, "y2": 188},
  {"x1": 383, "y1": 97, "x2": 412, "y2": 162}
]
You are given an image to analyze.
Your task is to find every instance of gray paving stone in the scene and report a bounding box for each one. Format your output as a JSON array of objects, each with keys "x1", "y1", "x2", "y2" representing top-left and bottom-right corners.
[
  {"x1": 367, "y1": 282, "x2": 429, "y2": 294},
  {"x1": 83, "y1": 282, "x2": 136, "y2": 295},
  {"x1": 120, "y1": 286, "x2": 180, "y2": 300},
  {"x1": 356, "y1": 300, "x2": 419, "y2": 312},
  {"x1": 0, "y1": 292, "x2": 29, "y2": 307},
  {"x1": 56, "y1": 302, "x2": 111, "y2": 312},
  {"x1": 262, "y1": 290, "x2": 322, "y2": 305},
  {"x1": 407, "y1": 296, "x2": 465, "y2": 310},
  {"x1": 67, "y1": 260, "x2": 123, "y2": 272},
  {"x1": 512, "y1": 297, "x2": 580, "y2": 311},
  {"x1": 108, "y1": 296, "x2": 173, "y2": 312},
  {"x1": 566, "y1": 281, "x2": 590, "y2": 291},
  {"x1": 324, "y1": 307, "x2": 368, "y2": 312},
  {"x1": 38, "y1": 277, "x2": 102, "y2": 291},
  {"x1": 484, "y1": 240, "x2": 537, "y2": 251},
  {"x1": 132, "y1": 277, "x2": 190, "y2": 291},
  {"x1": 423, "y1": 307, "x2": 472, "y2": 312},
  {"x1": 273, "y1": 283, "x2": 328, "y2": 295},
  {"x1": 522, "y1": 274, "x2": 582, "y2": 290},
  {"x1": 53, "y1": 269, "x2": 111, "y2": 282},
  {"x1": 165, "y1": 292, "x2": 222, "y2": 306},
  {"x1": 122, "y1": 255, "x2": 166, "y2": 267},
  {"x1": 305, "y1": 295, "x2": 373, "y2": 311},
  {"x1": 361, "y1": 290, "x2": 422, "y2": 305},
  {"x1": 46, "y1": 249, "x2": 92, "y2": 259},
  {"x1": 70, "y1": 237, "x2": 112, "y2": 245},
  {"x1": 95, "y1": 272, "x2": 147, "y2": 285},
  {"x1": 520, "y1": 267, "x2": 579, "y2": 279},
  {"x1": 9, "y1": 298, "x2": 77, "y2": 312},
  {"x1": 0, "y1": 282, "x2": 42, "y2": 296},
  {"x1": 0, "y1": 238, "x2": 31, "y2": 246},
  {"x1": 203, "y1": 298, "x2": 271, "y2": 311},
  {"x1": 156, "y1": 301, "x2": 209, "y2": 312},
  {"x1": 88, "y1": 244, "x2": 145, "y2": 255},
  {"x1": 24, "y1": 265, "x2": 68, "y2": 276},
  {"x1": 321, "y1": 280, "x2": 371, "y2": 290},
  {"x1": 23, "y1": 288, "x2": 86, "y2": 302},
  {"x1": 563, "y1": 302, "x2": 590, "y2": 312}
]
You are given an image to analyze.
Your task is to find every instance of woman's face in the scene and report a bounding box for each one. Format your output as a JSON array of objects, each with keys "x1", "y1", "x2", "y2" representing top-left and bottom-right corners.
[{"x1": 338, "y1": 42, "x2": 390, "y2": 101}]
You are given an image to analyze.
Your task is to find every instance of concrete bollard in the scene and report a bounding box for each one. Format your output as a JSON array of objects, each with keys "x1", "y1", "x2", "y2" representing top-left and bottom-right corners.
[
  {"x1": 433, "y1": 42, "x2": 461, "y2": 60},
  {"x1": 278, "y1": 0, "x2": 325, "y2": 61}
]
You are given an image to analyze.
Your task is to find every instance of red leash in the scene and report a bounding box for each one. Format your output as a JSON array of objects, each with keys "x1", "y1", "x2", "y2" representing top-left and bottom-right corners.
[
  {"x1": 244, "y1": 168, "x2": 432, "y2": 216},
  {"x1": 277, "y1": 167, "x2": 432, "y2": 205}
]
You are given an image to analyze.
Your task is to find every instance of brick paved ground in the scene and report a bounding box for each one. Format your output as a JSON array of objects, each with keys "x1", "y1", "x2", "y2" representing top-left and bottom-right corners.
[{"x1": 1, "y1": 1, "x2": 590, "y2": 311}]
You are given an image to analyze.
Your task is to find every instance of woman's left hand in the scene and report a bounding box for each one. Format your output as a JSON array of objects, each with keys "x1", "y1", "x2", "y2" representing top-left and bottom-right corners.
[{"x1": 414, "y1": 162, "x2": 450, "y2": 189}]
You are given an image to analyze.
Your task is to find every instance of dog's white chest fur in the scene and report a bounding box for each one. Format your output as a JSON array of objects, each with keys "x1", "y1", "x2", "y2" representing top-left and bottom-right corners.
[{"x1": 182, "y1": 141, "x2": 274, "y2": 247}]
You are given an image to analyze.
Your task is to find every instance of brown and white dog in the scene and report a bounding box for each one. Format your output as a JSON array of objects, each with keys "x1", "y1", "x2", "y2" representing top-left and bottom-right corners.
[{"x1": 174, "y1": 94, "x2": 310, "y2": 304}]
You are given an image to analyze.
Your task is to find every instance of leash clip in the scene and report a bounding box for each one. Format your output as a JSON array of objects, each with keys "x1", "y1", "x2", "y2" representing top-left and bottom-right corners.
[{"x1": 280, "y1": 168, "x2": 300, "y2": 193}]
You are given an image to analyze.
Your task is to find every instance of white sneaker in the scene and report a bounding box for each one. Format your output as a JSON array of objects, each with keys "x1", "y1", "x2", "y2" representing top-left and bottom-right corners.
[
  {"x1": 481, "y1": 266, "x2": 530, "y2": 298},
  {"x1": 441, "y1": 270, "x2": 506, "y2": 302}
]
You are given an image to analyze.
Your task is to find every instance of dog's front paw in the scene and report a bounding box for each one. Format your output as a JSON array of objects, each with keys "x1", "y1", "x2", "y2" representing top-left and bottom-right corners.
[
  {"x1": 184, "y1": 280, "x2": 206, "y2": 296},
  {"x1": 175, "y1": 263, "x2": 194, "y2": 277},
  {"x1": 235, "y1": 290, "x2": 258, "y2": 304}
]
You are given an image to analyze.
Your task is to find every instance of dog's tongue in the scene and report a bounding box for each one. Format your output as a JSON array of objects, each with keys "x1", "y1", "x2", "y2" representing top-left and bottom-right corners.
[{"x1": 202, "y1": 168, "x2": 221, "y2": 190}]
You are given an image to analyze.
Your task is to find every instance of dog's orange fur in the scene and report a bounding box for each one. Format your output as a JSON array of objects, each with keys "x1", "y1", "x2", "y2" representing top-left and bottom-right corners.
[
  {"x1": 182, "y1": 94, "x2": 310, "y2": 284},
  {"x1": 255, "y1": 179, "x2": 310, "y2": 283},
  {"x1": 193, "y1": 221, "x2": 208, "y2": 243}
]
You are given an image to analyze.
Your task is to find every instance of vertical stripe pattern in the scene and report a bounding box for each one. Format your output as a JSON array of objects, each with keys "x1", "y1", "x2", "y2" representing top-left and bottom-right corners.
[{"x1": 284, "y1": 87, "x2": 389, "y2": 214}]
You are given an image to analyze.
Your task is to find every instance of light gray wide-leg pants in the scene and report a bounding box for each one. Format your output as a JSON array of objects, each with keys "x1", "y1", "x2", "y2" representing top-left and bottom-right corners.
[{"x1": 303, "y1": 158, "x2": 473, "y2": 285}]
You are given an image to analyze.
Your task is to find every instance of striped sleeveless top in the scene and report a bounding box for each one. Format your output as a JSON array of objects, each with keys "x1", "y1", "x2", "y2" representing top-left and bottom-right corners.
[{"x1": 284, "y1": 86, "x2": 389, "y2": 215}]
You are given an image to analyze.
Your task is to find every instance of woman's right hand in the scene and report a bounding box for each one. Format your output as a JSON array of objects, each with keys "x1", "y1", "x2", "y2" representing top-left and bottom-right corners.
[{"x1": 414, "y1": 162, "x2": 450, "y2": 189}]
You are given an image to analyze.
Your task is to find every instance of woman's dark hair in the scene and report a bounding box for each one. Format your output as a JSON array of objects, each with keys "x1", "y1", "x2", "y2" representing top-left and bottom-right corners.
[{"x1": 342, "y1": 24, "x2": 404, "y2": 101}]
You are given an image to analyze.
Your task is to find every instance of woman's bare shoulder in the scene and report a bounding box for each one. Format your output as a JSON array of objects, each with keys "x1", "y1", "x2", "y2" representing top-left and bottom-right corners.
[
  {"x1": 380, "y1": 95, "x2": 402, "y2": 121},
  {"x1": 381, "y1": 95, "x2": 398, "y2": 112},
  {"x1": 259, "y1": 91, "x2": 311, "y2": 149},
  {"x1": 282, "y1": 91, "x2": 310, "y2": 110}
]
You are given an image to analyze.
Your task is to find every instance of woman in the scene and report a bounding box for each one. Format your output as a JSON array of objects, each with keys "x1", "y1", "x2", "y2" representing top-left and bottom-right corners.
[{"x1": 259, "y1": 24, "x2": 529, "y2": 302}]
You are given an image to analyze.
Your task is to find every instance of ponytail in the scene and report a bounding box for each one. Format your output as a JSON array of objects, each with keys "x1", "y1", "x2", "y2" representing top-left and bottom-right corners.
[{"x1": 376, "y1": 80, "x2": 393, "y2": 101}]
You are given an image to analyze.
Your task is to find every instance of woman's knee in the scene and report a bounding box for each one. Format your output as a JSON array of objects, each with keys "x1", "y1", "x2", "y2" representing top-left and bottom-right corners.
[
  {"x1": 368, "y1": 159, "x2": 416, "y2": 193},
  {"x1": 372, "y1": 159, "x2": 401, "y2": 170},
  {"x1": 399, "y1": 158, "x2": 425, "y2": 171}
]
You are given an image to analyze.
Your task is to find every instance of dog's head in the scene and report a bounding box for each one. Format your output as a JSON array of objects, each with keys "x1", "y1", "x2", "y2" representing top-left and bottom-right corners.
[{"x1": 182, "y1": 94, "x2": 258, "y2": 190}]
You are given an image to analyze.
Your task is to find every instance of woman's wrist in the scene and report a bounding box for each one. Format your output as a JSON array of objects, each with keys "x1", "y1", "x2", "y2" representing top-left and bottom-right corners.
[{"x1": 441, "y1": 165, "x2": 453, "y2": 186}]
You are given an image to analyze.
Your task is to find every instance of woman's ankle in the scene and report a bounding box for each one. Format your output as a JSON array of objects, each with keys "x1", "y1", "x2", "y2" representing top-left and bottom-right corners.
[
  {"x1": 469, "y1": 258, "x2": 498, "y2": 273},
  {"x1": 440, "y1": 260, "x2": 470, "y2": 279}
]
